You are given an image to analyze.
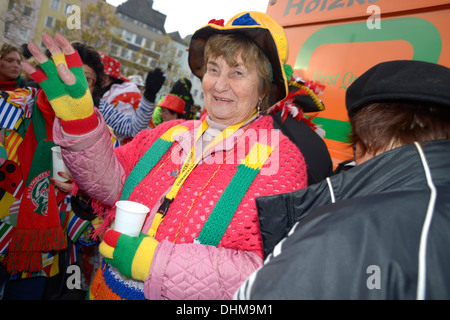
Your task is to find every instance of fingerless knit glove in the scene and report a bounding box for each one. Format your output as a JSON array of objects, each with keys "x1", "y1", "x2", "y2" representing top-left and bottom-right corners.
[
  {"x1": 29, "y1": 52, "x2": 97, "y2": 133},
  {"x1": 99, "y1": 229, "x2": 159, "y2": 281}
]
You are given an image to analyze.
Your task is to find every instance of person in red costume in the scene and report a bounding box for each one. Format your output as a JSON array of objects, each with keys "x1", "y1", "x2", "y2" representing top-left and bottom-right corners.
[{"x1": 19, "y1": 11, "x2": 327, "y2": 300}]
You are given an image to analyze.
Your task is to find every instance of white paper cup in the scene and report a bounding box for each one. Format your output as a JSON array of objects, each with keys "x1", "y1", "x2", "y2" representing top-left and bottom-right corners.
[
  {"x1": 51, "y1": 146, "x2": 69, "y2": 182},
  {"x1": 113, "y1": 200, "x2": 150, "y2": 237}
]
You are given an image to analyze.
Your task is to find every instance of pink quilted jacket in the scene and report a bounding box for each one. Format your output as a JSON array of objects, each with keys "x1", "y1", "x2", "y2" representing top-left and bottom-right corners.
[{"x1": 53, "y1": 109, "x2": 307, "y2": 299}]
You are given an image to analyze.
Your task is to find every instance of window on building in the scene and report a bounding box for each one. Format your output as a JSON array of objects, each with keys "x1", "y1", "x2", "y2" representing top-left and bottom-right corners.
[
  {"x1": 45, "y1": 16, "x2": 55, "y2": 28},
  {"x1": 17, "y1": 28, "x2": 29, "y2": 41},
  {"x1": 23, "y1": 6, "x2": 33, "y2": 17},
  {"x1": 124, "y1": 31, "x2": 133, "y2": 42},
  {"x1": 4, "y1": 22, "x2": 11, "y2": 35},
  {"x1": 134, "y1": 35, "x2": 143, "y2": 46},
  {"x1": 120, "y1": 48, "x2": 128, "y2": 59},
  {"x1": 64, "y1": 3, "x2": 72, "y2": 15},
  {"x1": 49, "y1": 0, "x2": 61, "y2": 11}
]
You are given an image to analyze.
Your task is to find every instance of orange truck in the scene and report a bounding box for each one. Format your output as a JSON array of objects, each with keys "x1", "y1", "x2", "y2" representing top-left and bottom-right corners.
[{"x1": 266, "y1": 0, "x2": 450, "y2": 167}]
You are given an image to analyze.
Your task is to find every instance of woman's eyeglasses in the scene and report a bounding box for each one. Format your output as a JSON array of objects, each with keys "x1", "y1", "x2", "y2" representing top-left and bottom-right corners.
[{"x1": 85, "y1": 75, "x2": 96, "y2": 87}]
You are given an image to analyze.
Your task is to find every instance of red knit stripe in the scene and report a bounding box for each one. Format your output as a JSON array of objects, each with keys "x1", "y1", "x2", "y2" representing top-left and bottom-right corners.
[
  {"x1": 59, "y1": 112, "x2": 98, "y2": 135},
  {"x1": 103, "y1": 229, "x2": 121, "y2": 247},
  {"x1": 30, "y1": 69, "x2": 48, "y2": 84},
  {"x1": 65, "y1": 52, "x2": 82, "y2": 69}
]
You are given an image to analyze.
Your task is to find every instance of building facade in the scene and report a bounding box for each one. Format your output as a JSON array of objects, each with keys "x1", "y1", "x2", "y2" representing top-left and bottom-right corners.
[{"x1": 1, "y1": 0, "x2": 204, "y2": 109}]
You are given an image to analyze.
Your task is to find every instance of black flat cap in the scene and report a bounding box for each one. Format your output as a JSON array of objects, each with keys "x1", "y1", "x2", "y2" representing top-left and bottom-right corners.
[{"x1": 346, "y1": 60, "x2": 450, "y2": 118}]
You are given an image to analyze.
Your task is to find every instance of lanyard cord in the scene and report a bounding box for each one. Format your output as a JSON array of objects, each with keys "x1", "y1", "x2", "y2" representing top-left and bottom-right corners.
[{"x1": 147, "y1": 110, "x2": 258, "y2": 237}]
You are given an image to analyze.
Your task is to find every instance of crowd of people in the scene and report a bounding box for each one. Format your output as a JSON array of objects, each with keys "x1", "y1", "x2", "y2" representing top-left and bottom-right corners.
[{"x1": 0, "y1": 10, "x2": 449, "y2": 301}]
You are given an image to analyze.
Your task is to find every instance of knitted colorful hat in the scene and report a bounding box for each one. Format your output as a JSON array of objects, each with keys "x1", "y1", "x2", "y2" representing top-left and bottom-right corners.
[
  {"x1": 188, "y1": 11, "x2": 289, "y2": 105},
  {"x1": 99, "y1": 52, "x2": 129, "y2": 82},
  {"x1": 158, "y1": 94, "x2": 185, "y2": 115}
]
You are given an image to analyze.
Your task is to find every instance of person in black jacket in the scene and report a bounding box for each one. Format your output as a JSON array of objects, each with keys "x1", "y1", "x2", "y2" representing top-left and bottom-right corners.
[{"x1": 235, "y1": 60, "x2": 450, "y2": 300}]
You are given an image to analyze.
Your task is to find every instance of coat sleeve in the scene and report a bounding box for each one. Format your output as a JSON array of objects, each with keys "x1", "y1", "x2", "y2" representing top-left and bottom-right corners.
[
  {"x1": 145, "y1": 240, "x2": 263, "y2": 300},
  {"x1": 52, "y1": 108, "x2": 126, "y2": 206}
]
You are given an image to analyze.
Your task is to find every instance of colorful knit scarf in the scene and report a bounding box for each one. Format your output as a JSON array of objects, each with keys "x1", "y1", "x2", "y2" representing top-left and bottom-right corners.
[
  {"x1": 0, "y1": 75, "x2": 22, "y2": 92},
  {"x1": 5, "y1": 90, "x2": 67, "y2": 274},
  {"x1": 121, "y1": 122, "x2": 273, "y2": 246}
]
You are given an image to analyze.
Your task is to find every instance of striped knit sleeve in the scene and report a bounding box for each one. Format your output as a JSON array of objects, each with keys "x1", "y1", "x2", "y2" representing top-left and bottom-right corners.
[{"x1": 98, "y1": 97, "x2": 154, "y2": 138}]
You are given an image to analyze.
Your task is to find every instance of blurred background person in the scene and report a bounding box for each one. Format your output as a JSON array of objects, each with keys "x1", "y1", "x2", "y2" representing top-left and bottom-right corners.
[{"x1": 0, "y1": 43, "x2": 24, "y2": 91}]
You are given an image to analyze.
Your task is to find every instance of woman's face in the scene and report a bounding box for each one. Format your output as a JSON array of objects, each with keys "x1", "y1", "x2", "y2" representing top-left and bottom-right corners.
[
  {"x1": 160, "y1": 107, "x2": 179, "y2": 122},
  {"x1": 83, "y1": 64, "x2": 96, "y2": 94},
  {"x1": 202, "y1": 53, "x2": 264, "y2": 126},
  {"x1": 0, "y1": 51, "x2": 22, "y2": 81}
]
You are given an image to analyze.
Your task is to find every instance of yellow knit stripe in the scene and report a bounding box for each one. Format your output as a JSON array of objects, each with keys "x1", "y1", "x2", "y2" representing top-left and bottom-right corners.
[
  {"x1": 51, "y1": 90, "x2": 94, "y2": 120},
  {"x1": 52, "y1": 53, "x2": 68, "y2": 67},
  {"x1": 242, "y1": 142, "x2": 273, "y2": 170},
  {"x1": 160, "y1": 125, "x2": 189, "y2": 142},
  {"x1": 131, "y1": 237, "x2": 158, "y2": 281},
  {"x1": 99, "y1": 241, "x2": 114, "y2": 260}
]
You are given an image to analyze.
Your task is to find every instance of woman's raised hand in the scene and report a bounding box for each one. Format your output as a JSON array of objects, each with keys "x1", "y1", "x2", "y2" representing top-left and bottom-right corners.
[{"x1": 22, "y1": 33, "x2": 94, "y2": 121}]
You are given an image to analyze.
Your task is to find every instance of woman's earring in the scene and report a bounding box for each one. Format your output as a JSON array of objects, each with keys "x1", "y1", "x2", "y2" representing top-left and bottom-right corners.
[{"x1": 257, "y1": 100, "x2": 262, "y2": 114}]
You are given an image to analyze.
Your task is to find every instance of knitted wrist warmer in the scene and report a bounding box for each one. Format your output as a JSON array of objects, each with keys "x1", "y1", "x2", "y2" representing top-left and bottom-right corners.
[
  {"x1": 99, "y1": 229, "x2": 158, "y2": 281},
  {"x1": 29, "y1": 51, "x2": 94, "y2": 122}
]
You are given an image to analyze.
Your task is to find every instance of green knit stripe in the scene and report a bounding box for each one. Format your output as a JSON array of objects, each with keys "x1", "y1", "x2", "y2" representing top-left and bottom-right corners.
[
  {"x1": 121, "y1": 125, "x2": 189, "y2": 200},
  {"x1": 39, "y1": 60, "x2": 65, "y2": 101},
  {"x1": 195, "y1": 164, "x2": 260, "y2": 247},
  {"x1": 109, "y1": 235, "x2": 144, "y2": 279},
  {"x1": 120, "y1": 138, "x2": 173, "y2": 200},
  {"x1": 64, "y1": 66, "x2": 89, "y2": 99}
]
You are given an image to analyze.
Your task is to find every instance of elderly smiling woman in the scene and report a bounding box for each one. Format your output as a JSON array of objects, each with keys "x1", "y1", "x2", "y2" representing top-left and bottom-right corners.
[{"x1": 22, "y1": 11, "x2": 308, "y2": 300}]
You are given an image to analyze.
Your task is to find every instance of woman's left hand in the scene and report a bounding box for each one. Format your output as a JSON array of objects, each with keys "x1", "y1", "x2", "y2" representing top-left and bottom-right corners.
[
  {"x1": 21, "y1": 33, "x2": 94, "y2": 122},
  {"x1": 99, "y1": 229, "x2": 159, "y2": 281},
  {"x1": 51, "y1": 170, "x2": 74, "y2": 194}
]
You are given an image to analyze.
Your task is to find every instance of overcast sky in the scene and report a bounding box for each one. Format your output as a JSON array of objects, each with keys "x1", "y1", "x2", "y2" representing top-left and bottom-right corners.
[{"x1": 106, "y1": 0, "x2": 270, "y2": 38}]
